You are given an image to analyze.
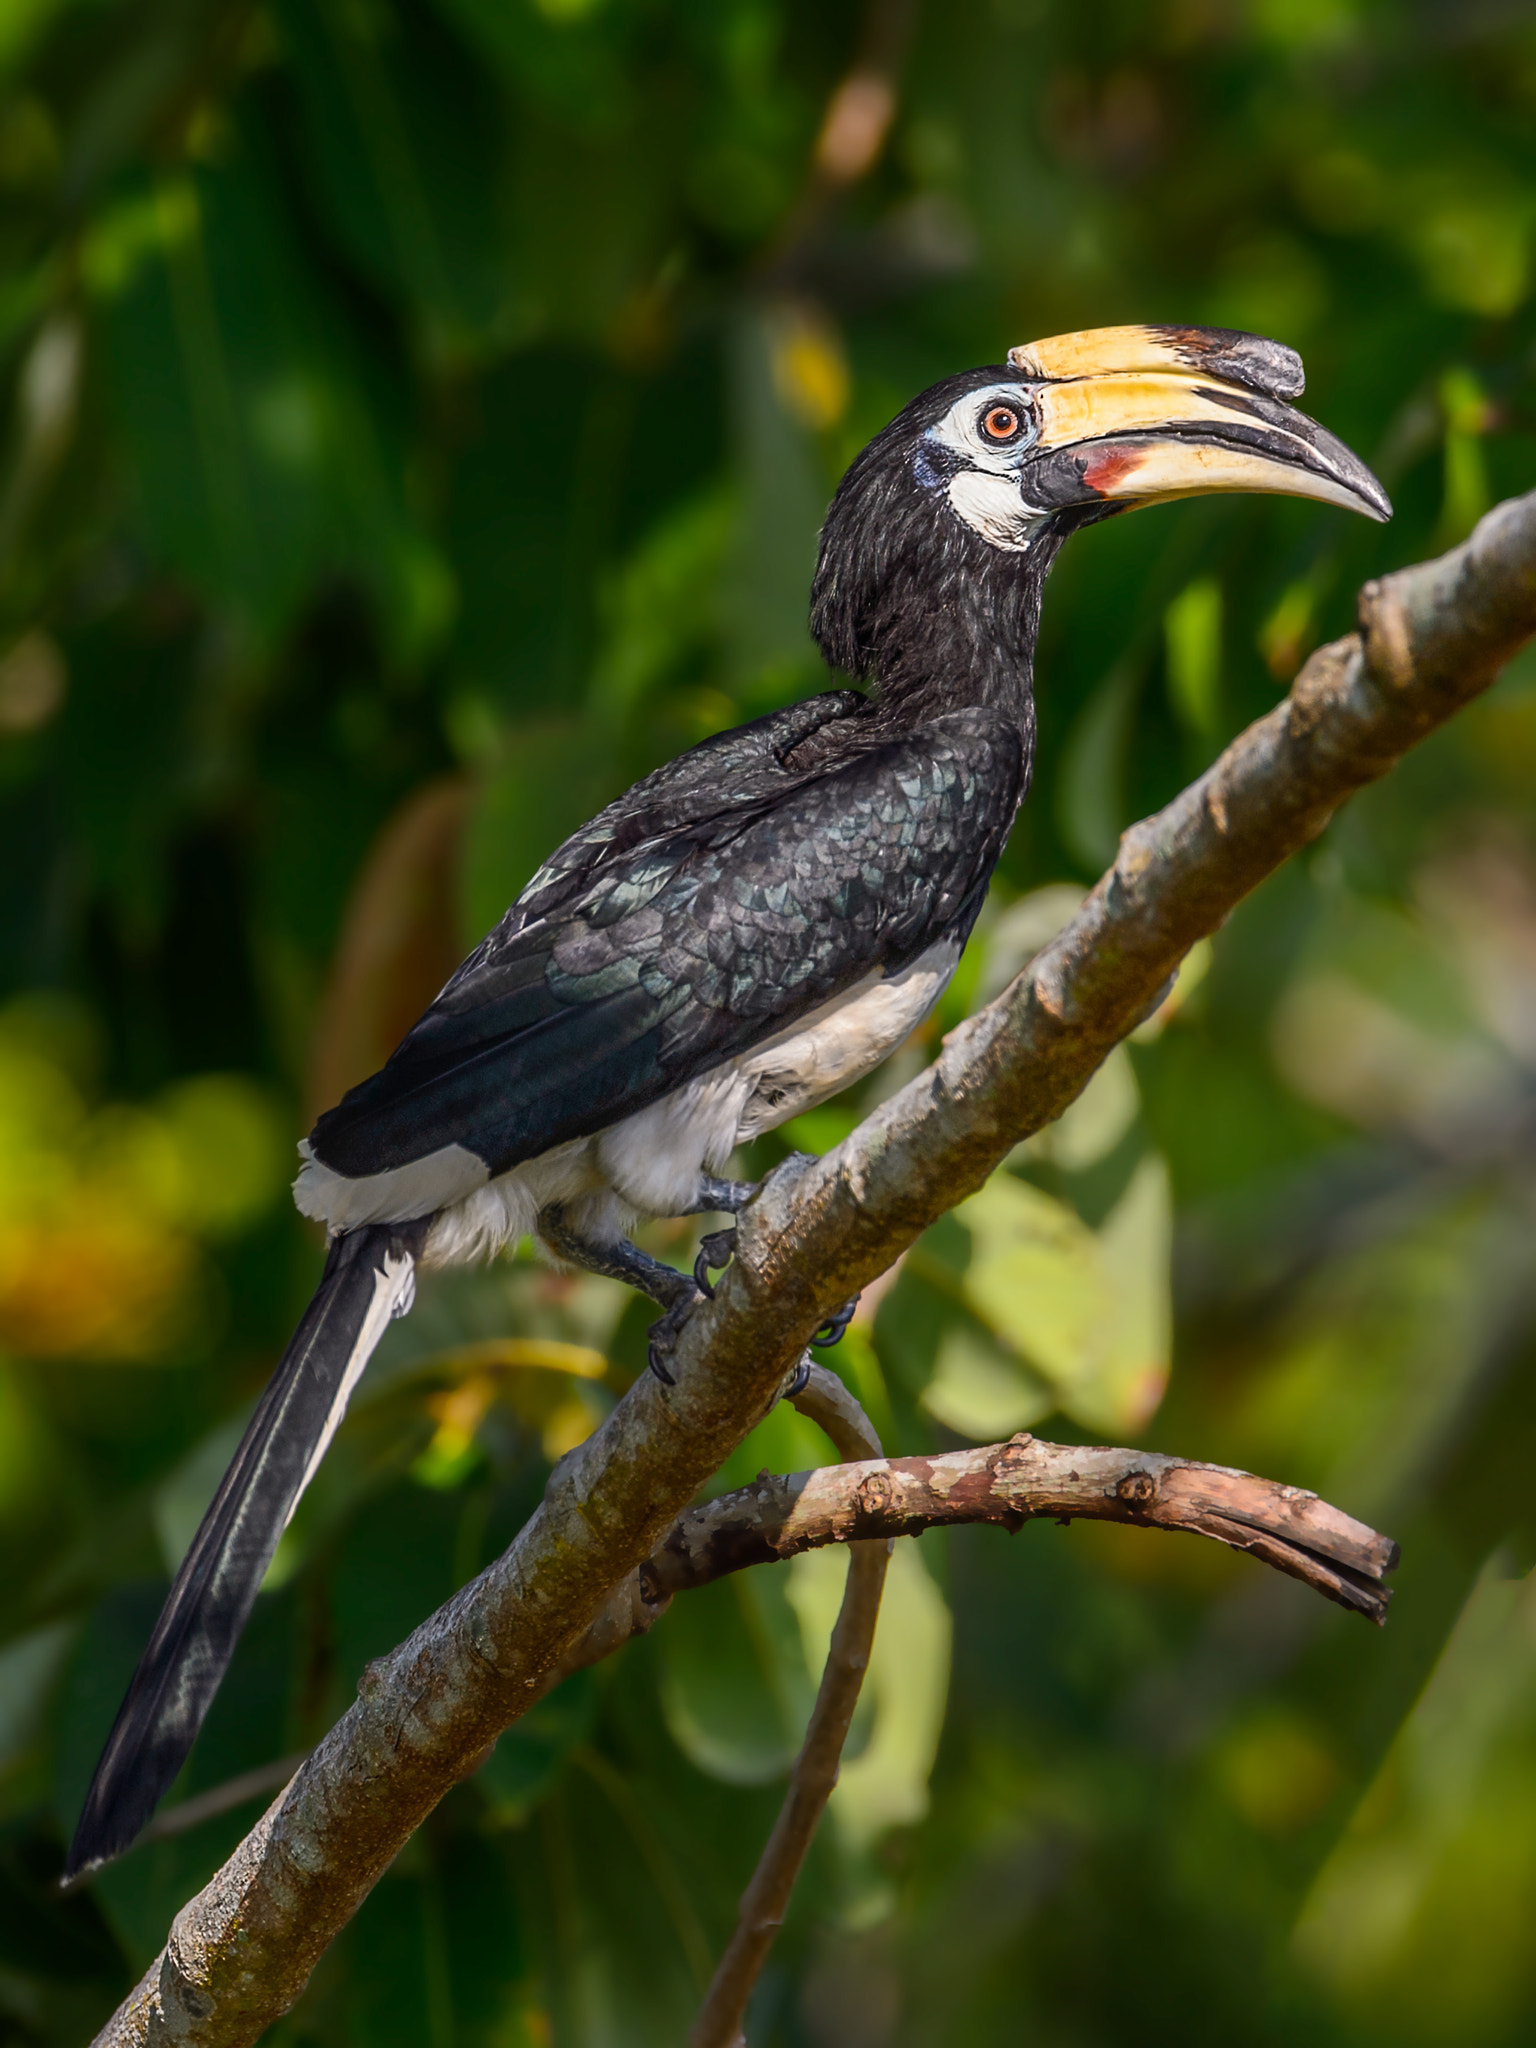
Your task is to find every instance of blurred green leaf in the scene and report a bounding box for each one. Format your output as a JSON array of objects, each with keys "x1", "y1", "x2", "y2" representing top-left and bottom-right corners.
[
  {"x1": 101, "y1": 145, "x2": 452, "y2": 659},
  {"x1": 725, "y1": 307, "x2": 827, "y2": 694},
  {"x1": 919, "y1": 1310, "x2": 1057, "y2": 1440},
  {"x1": 1056, "y1": 661, "x2": 1140, "y2": 873},
  {"x1": 952, "y1": 1175, "x2": 1102, "y2": 1388},
  {"x1": 1402, "y1": 178, "x2": 1534, "y2": 319},
  {"x1": 656, "y1": 1567, "x2": 814, "y2": 1787},
  {"x1": 459, "y1": 717, "x2": 613, "y2": 945},
  {"x1": 1017, "y1": 1043, "x2": 1138, "y2": 1173},
  {"x1": 345, "y1": 1865, "x2": 456, "y2": 2048},
  {"x1": 789, "y1": 1538, "x2": 951, "y2": 1868},
  {"x1": 329, "y1": 1480, "x2": 469, "y2": 1701},
  {"x1": 1438, "y1": 366, "x2": 1494, "y2": 546},
  {"x1": 586, "y1": 486, "x2": 736, "y2": 723},
  {"x1": 1296, "y1": 1554, "x2": 1536, "y2": 2043},
  {"x1": 1164, "y1": 576, "x2": 1222, "y2": 745},
  {"x1": 972, "y1": 883, "x2": 1087, "y2": 1008},
  {"x1": 153, "y1": 1075, "x2": 290, "y2": 1238},
  {"x1": 275, "y1": 0, "x2": 513, "y2": 350},
  {"x1": 0, "y1": 1619, "x2": 74, "y2": 1779},
  {"x1": 1074, "y1": 1155, "x2": 1173, "y2": 1436},
  {"x1": 962, "y1": 1159, "x2": 1170, "y2": 1436},
  {"x1": 477, "y1": 1668, "x2": 597, "y2": 1820}
]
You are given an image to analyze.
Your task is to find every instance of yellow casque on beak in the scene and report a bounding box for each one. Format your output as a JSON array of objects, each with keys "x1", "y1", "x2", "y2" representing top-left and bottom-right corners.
[{"x1": 1008, "y1": 324, "x2": 1391, "y2": 524}]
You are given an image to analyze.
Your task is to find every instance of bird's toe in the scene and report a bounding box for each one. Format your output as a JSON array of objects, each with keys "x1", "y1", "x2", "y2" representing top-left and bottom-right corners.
[
  {"x1": 693, "y1": 1226, "x2": 738, "y2": 1298},
  {"x1": 647, "y1": 1286, "x2": 704, "y2": 1385}
]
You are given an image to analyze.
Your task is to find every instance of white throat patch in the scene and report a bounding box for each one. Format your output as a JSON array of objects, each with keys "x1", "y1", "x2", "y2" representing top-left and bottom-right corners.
[{"x1": 946, "y1": 469, "x2": 1043, "y2": 551}]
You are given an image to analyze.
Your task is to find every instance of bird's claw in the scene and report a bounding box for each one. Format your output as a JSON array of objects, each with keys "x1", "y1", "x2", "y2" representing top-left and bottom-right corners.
[
  {"x1": 812, "y1": 1295, "x2": 860, "y2": 1347},
  {"x1": 649, "y1": 1253, "x2": 855, "y2": 1386},
  {"x1": 647, "y1": 1285, "x2": 704, "y2": 1386},
  {"x1": 693, "y1": 1227, "x2": 738, "y2": 1299},
  {"x1": 785, "y1": 1354, "x2": 812, "y2": 1398}
]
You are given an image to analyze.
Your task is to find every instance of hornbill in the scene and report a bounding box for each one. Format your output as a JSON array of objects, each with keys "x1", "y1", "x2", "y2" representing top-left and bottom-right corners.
[{"x1": 65, "y1": 323, "x2": 1388, "y2": 1880}]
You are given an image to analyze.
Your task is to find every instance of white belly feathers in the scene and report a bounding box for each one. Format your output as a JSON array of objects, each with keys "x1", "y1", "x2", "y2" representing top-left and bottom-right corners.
[
  {"x1": 734, "y1": 934, "x2": 961, "y2": 1140},
  {"x1": 292, "y1": 935, "x2": 962, "y2": 1268}
]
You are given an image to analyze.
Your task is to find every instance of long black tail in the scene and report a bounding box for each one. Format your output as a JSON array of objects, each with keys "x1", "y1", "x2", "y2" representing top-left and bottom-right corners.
[{"x1": 63, "y1": 1219, "x2": 427, "y2": 1882}]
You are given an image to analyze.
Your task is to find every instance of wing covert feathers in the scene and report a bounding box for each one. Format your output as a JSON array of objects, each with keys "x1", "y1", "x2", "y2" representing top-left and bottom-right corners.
[{"x1": 309, "y1": 703, "x2": 1026, "y2": 1182}]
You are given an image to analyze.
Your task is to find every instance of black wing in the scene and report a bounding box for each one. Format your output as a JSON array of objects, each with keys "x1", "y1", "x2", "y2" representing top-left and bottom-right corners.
[{"x1": 309, "y1": 701, "x2": 1025, "y2": 1181}]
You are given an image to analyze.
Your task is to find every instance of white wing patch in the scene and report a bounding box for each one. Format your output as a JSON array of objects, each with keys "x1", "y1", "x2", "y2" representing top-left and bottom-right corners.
[{"x1": 293, "y1": 1136, "x2": 489, "y2": 1231}]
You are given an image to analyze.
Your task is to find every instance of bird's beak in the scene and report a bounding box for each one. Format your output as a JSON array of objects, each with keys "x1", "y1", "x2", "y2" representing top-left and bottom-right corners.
[{"x1": 1009, "y1": 324, "x2": 1391, "y2": 524}]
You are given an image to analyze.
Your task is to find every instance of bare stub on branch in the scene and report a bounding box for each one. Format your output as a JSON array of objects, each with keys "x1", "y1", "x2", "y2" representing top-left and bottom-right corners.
[
  {"x1": 91, "y1": 496, "x2": 1536, "y2": 2048},
  {"x1": 649, "y1": 1435, "x2": 1398, "y2": 1626}
]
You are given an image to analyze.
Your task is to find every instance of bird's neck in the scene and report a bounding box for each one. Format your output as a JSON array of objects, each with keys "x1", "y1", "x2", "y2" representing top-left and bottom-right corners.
[{"x1": 865, "y1": 529, "x2": 1059, "y2": 740}]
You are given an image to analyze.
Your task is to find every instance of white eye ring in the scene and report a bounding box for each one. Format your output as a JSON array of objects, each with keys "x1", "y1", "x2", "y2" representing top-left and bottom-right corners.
[{"x1": 927, "y1": 385, "x2": 1038, "y2": 475}]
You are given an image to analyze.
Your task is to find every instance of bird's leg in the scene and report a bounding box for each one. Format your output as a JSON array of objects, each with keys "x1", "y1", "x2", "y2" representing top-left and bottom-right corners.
[
  {"x1": 537, "y1": 1203, "x2": 698, "y2": 1385},
  {"x1": 537, "y1": 1201, "x2": 693, "y2": 1303},
  {"x1": 690, "y1": 1174, "x2": 758, "y2": 1214},
  {"x1": 538, "y1": 1179, "x2": 859, "y2": 1387}
]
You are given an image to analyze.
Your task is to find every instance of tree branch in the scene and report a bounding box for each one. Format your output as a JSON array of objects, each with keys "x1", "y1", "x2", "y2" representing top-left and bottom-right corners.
[
  {"x1": 91, "y1": 494, "x2": 1536, "y2": 2048},
  {"x1": 653, "y1": 1433, "x2": 1396, "y2": 1623},
  {"x1": 691, "y1": 1365, "x2": 890, "y2": 2048},
  {"x1": 125, "y1": 1415, "x2": 1395, "y2": 1851}
]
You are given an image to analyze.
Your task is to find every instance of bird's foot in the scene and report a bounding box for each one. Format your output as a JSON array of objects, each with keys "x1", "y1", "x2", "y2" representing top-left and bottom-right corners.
[
  {"x1": 646, "y1": 1284, "x2": 704, "y2": 1387},
  {"x1": 812, "y1": 1296, "x2": 860, "y2": 1347},
  {"x1": 785, "y1": 1353, "x2": 812, "y2": 1398},
  {"x1": 693, "y1": 1226, "x2": 738, "y2": 1299}
]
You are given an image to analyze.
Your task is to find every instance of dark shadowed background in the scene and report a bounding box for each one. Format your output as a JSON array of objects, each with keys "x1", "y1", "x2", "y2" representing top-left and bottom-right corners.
[{"x1": 3, "y1": 0, "x2": 1536, "y2": 2042}]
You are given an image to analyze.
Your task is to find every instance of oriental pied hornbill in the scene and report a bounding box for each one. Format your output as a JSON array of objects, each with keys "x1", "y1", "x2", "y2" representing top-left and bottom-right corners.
[{"x1": 65, "y1": 324, "x2": 1389, "y2": 1880}]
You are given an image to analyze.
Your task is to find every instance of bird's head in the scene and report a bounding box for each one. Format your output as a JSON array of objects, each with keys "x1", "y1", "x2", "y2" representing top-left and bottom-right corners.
[{"x1": 810, "y1": 323, "x2": 1389, "y2": 711}]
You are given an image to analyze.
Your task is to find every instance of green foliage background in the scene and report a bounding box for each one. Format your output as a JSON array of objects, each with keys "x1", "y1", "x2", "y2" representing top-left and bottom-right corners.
[{"x1": 4, "y1": 0, "x2": 1536, "y2": 2040}]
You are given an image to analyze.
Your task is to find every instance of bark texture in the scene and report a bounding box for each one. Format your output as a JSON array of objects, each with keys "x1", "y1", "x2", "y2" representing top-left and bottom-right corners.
[{"x1": 653, "y1": 1435, "x2": 1396, "y2": 1622}]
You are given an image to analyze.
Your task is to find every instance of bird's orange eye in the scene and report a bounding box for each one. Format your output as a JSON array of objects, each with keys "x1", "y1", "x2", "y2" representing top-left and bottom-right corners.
[{"x1": 982, "y1": 405, "x2": 1022, "y2": 441}]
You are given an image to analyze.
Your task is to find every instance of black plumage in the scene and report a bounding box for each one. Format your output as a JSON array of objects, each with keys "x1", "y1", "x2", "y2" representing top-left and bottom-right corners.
[
  {"x1": 309, "y1": 370, "x2": 1060, "y2": 1187},
  {"x1": 65, "y1": 330, "x2": 1390, "y2": 1881},
  {"x1": 810, "y1": 367, "x2": 1063, "y2": 721},
  {"x1": 311, "y1": 697, "x2": 1026, "y2": 1182}
]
